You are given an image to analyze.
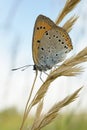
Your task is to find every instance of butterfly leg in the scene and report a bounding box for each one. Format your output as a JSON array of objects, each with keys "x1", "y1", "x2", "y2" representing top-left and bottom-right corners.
[
  {"x1": 40, "y1": 71, "x2": 44, "y2": 82},
  {"x1": 43, "y1": 71, "x2": 49, "y2": 76},
  {"x1": 40, "y1": 71, "x2": 49, "y2": 82}
]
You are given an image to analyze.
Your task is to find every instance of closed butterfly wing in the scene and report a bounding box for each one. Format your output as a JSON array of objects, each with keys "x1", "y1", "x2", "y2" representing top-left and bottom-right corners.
[
  {"x1": 32, "y1": 15, "x2": 73, "y2": 71},
  {"x1": 38, "y1": 26, "x2": 73, "y2": 71},
  {"x1": 32, "y1": 15, "x2": 56, "y2": 68}
]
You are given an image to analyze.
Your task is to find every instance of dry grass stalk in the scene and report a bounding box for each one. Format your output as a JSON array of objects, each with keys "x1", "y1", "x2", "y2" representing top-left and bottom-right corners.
[
  {"x1": 55, "y1": 0, "x2": 80, "y2": 25},
  {"x1": 35, "y1": 100, "x2": 43, "y2": 119},
  {"x1": 63, "y1": 15, "x2": 78, "y2": 33},
  {"x1": 31, "y1": 100, "x2": 43, "y2": 130},
  {"x1": 64, "y1": 47, "x2": 87, "y2": 65},
  {"x1": 20, "y1": 70, "x2": 38, "y2": 130},
  {"x1": 30, "y1": 47, "x2": 87, "y2": 107},
  {"x1": 31, "y1": 81, "x2": 50, "y2": 106},
  {"x1": 31, "y1": 87, "x2": 82, "y2": 130},
  {"x1": 48, "y1": 87, "x2": 82, "y2": 113}
]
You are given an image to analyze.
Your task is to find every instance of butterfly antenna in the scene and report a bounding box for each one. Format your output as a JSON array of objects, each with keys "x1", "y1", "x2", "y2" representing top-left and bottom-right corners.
[{"x1": 11, "y1": 65, "x2": 33, "y2": 71}]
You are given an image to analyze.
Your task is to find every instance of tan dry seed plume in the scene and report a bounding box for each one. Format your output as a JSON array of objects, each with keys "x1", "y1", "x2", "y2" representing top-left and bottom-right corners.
[
  {"x1": 31, "y1": 47, "x2": 87, "y2": 107},
  {"x1": 31, "y1": 100, "x2": 43, "y2": 130},
  {"x1": 63, "y1": 15, "x2": 79, "y2": 33},
  {"x1": 55, "y1": 0, "x2": 81, "y2": 25},
  {"x1": 31, "y1": 87, "x2": 82, "y2": 130}
]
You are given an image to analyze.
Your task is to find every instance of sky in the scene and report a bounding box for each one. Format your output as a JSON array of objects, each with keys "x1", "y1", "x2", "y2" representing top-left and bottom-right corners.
[{"x1": 0, "y1": 0, "x2": 87, "y2": 113}]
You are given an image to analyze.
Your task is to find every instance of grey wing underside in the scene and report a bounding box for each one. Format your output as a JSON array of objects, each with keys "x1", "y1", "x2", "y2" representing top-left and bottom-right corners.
[{"x1": 37, "y1": 28, "x2": 69, "y2": 70}]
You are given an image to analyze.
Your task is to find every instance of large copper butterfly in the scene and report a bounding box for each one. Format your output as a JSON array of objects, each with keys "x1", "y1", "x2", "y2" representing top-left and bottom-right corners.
[
  {"x1": 32, "y1": 15, "x2": 73, "y2": 71},
  {"x1": 12, "y1": 15, "x2": 73, "y2": 72}
]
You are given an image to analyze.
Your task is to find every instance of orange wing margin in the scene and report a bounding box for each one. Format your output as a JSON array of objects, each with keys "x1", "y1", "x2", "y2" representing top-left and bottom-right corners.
[{"x1": 32, "y1": 15, "x2": 55, "y2": 65}]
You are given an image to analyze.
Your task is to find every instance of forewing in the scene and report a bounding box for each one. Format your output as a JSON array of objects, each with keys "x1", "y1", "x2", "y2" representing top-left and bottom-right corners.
[{"x1": 32, "y1": 15, "x2": 55, "y2": 65}]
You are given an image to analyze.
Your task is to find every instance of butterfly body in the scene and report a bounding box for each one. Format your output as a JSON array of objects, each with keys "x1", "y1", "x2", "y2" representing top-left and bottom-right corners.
[{"x1": 32, "y1": 15, "x2": 73, "y2": 71}]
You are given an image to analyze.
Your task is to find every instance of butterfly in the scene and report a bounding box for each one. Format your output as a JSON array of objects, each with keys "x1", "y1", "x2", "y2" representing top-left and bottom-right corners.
[
  {"x1": 12, "y1": 15, "x2": 73, "y2": 72},
  {"x1": 32, "y1": 15, "x2": 73, "y2": 72}
]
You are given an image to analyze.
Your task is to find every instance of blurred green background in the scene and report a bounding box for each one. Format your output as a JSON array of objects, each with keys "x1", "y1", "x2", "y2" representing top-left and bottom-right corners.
[{"x1": 0, "y1": 108, "x2": 87, "y2": 130}]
